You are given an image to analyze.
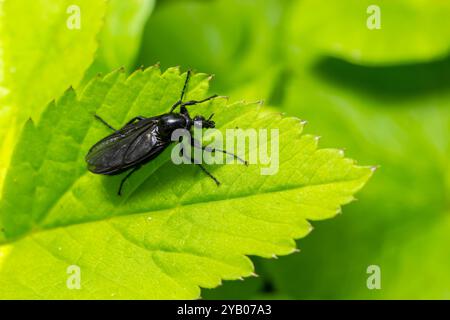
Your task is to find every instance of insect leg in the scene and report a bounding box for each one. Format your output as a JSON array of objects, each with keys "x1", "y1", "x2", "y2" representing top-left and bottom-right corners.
[
  {"x1": 190, "y1": 138, "x2": 248, "y2": 165},
  {"x1": 196, "y1": 163, "x2": 221, "y2": 186},
  {"x1": 169, "y1": 100, "x2": 182, "y2": 113},
  {"x1": 118, "y1": 166, "x2": 141, "y2": 196},
  {"x1": 94, "y1": 114, "x2": 116, "y2": 131},
  {"x1": 181, "y1": 152, "x2": 221, "y2": 186}
]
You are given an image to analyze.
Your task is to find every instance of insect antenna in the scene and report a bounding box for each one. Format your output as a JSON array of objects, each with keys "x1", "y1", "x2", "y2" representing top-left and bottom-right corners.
[
  {"x1": 180, "y1": 70, "x2": 191, "y2": 102},
  {"x1": 169, "y1": 70, "x2": 192, "y2": 113}
]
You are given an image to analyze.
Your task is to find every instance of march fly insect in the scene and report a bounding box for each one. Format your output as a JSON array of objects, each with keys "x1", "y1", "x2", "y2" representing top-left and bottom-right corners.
[{"x1": 85, "y1": 70, "x2": 247, "y2": 196}]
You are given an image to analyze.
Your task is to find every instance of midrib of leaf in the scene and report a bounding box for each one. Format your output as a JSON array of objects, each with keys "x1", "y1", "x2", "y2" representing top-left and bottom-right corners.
[
  {"x1": 36, "y1": 105, "x2": 364, "y2": 231},
  {"x1": 39, "y1": 105, "x2": 299, "y2": 226},
  {"x1": 2, "y1": 164, "x2": 366, "y2": 247},
  {"x1": 27, "y1": 218, "x2": 241, "y2": 298},
  {"x1": 107, "y1": 220, "x2": 247, "y2": 276},
  {"x1": 31, "y1": 210, "x2": 278, "y2": 298},
  {"x1": 106, "y1": 223, "x2": 193, "y2": 297}
]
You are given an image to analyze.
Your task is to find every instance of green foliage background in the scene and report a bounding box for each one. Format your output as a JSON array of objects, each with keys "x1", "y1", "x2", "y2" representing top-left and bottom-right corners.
[{"x1": 0, "y1": 0, "x2": 449, "y2": 299}]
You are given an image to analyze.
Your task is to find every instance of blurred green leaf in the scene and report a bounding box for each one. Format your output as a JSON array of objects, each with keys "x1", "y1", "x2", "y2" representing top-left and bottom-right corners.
[
  {"x1": 0, "y1": 0, "x2": 107, "y2": 194},
  {"x1": 264, "y1": 54, "x2": 450, "y2": 299},
  {"x1": 0, "y1": 66, "x2": 371, "y2": 299},
  {"x1": 0, "y1": 0, "x2": 107, "y2": 120},
  {"x1": 87, "y1": 0, "x2": 155, "y2": 75},
  {"x1": 287, "y1": 0, "x2": 450, "y2": 65},
  {"x1": 202, "y1": 276, "x2": 263, "y2": 300},
  {"x1": 137, "y1": 0, "x2": 286, "y2": 95}
]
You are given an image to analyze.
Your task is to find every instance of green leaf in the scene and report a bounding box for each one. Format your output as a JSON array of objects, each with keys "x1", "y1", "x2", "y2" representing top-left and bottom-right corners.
[
  {"x1": 137, "y1": 0, "x2": 285, "y2": 95},
  {"x1": 0, "y1": 0, "x2": 107, "y2": 120},
  {"x1": 287, "y1": 0, "x2": 450, "y2": 65},
  {"x1": 86, "y1": 0, "x2": 155, "y2": 75},
  {"x1": 0, "y1": 66, "x2": 372, "y2": 299},
  {"x1": 0, "y1": 0, "x2": 107, "y2": 194},
  {"x1": 267, "y1": 55, "x2": 450, "y2": 299}
]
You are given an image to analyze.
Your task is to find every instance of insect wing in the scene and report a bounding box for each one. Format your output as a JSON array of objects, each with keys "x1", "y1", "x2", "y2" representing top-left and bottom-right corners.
[{"x1": 86, "y1": 119, "x2": 165, "y2": 174}]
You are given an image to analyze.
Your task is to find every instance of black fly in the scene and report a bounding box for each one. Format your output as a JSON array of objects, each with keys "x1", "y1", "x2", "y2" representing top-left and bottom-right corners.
[{"x1": 85, "y1": 70, "x2": 247, "y2": 196}]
